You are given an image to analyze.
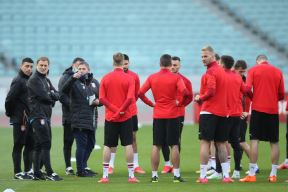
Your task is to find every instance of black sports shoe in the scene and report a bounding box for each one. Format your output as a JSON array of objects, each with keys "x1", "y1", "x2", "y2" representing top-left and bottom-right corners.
[
  {"x1": 46, "y1": 173, "x2": 63, "y2": 181},
  {"x1": 65, "y1": 167, "x2": 75, "y2": 175},
  {"x1": 76, "y1": 171, "x2": 95, "y2": 177},
  {"x1": 84, "y1": 168, "x2": 98, "y2": 175},
  {"x1": 173, "y1": 176, "x2": 185, "y2": 183},
  {"x1": 14, "y1": 172, "x2": 25, "y2": 180},
  {"x1": 151, "y1": 176, "x2": 159, "y2": 183},
  {"x1": 33, "y1": 172, "x2": 46, "y2": 180}
]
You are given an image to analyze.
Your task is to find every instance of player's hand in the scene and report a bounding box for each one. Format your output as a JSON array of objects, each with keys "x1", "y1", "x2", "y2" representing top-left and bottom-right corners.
[
  {"x1": 92, "y1": 99, "x2": 100, "y2": 105},
  {"x1": 73, "y1": 71, "x2": 81, "y2": 79},
  {"x1": 194, "y1": 94, "x2": 202, "y2": 104},
  {"x1": 240, "y1": 112, "x2": 248, "y2": 119}
]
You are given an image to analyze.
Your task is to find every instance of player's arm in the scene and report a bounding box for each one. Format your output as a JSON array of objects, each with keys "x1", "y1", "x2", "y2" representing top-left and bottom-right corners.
[
  {"x1": 99, "y1": 79, "x2": 118, "y2": 113},
  {"x1": 176, "y1": 77, "x2": 189, "y2": 106},
  {"x1": 5, "y1": 79, "x2": 22, "y2": 117},
  {"x1": 195, "y1": 73, "x2": 215, "y2": 103},
  {"x1": 117, "y1": 78, "x2": 135, "y2": 114},
  {"x1": 138, "y1": 78, "x2": 154, "y2": 107},
  {"x1": 135, "y1": 74, "x2": 140, "y2": 101},
  {"x1": 278, "y1": 74, "x2": 285, "y2": 101},
  {"x1": 182, "y1": 80, "x2": 193, "y2": 106}
]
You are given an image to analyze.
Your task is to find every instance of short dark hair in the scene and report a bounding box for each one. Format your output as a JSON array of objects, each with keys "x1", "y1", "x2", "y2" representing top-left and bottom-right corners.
[
  {"x1": 172, "y1": 56, "x2": 181, "y2": 62},
  {"x1": 160, "y1": 54, "x2": 172, "y2": 67},
  {"x1": 37, "y1": 57, "x2": 49, "y2": 65},
  {"x1": 215, "y1": 53, "x2": 220, "y2": 61},
  {"x1": 78, "y1": 61, "x2": 90, "y2": 71},
  {"x1": 22, "y1": 57, "x2": 34, "y2": 64},
  {"x1": 234, "y1": 60, "x2": 247, "y2": 69},
  {"x1": 123, "y1": 54, "x2": 129, "y2": 61},
  {"x1": 220, "y1": 55, "x2": 234, "y2": 69},
  {"x1": 256, "y1": 54, "x2": 268, "y2": 62},
  {"x1": 72, "y1": 57, "x2": 85, "y2": 64},
  {"x1": 113, "y1": 52, "x2": 124, "y2": 66}
]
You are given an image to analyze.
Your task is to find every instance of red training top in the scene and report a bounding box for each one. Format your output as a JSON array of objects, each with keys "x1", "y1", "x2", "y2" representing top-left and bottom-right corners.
[
  {"x1": 246, "y1": 61, "x2": 284, "y2": 114},
  {"x1": 99, "y1": 68, "x2": 135, "y2": 122},
  {"x1": 199, "y1": 61, "x2": 228, "y2": 117},
  {"x1": 139, "y1": 68, "x2": 188, "y2": 119}
]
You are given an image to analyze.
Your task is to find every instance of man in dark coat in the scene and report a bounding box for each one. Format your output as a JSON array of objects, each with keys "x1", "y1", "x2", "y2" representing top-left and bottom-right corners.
[
  {"x1": 58, "y1": 57, "x2": 84, "y2": 175},
  {"x1": 27, "y1": 57, "x2": 62, "y2": 181},
  {"x1": 62, "y1": 61, "x2": 101, "y2": 177},
  {"x1": 5, "y1": 57, "x2": 34, "y2": 180}
]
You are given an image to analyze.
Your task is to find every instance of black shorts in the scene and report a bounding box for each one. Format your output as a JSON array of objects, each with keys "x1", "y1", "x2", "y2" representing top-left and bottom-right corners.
[
  {"x1": 249, "y1": 110, "x2": 279, "y2": 142},
  {"x1": 227, "y1": 116, "x2": 241, "y2": 143},
  {"x1": 153, "y1": 118, "x2": 180, "y2": 146},
  {"x1": 104, "y1": 118, "x2": 133, "y2": 147},
  {"x1": 199, "y1": 114, "x2": 229, "y2": 142},
  {"x1": 31, "y1": 118, "x2": 51, "y2": 145},
  {"x1": 132, "y1": 115, "x2": 138, "y2": 132},
  {"x1": 239, "y1": 118, "x2": 248, "y2": 142}
]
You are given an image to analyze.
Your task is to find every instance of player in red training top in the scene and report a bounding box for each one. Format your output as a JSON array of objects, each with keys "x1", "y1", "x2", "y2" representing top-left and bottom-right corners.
[
  {"x1": 108, "y1": 54, "x2": 145, "y2": 174},
  {"x1": 160, "y1": 56, "x2": 193, "y2": 174},
  {"x1": 139, "y1": 54, "x2": 188, "y2": 183},
  {"x1": 240, "y1": 55, "x2": 284, "y2": 183},
  {"x1": 98, "y1": 53, "x2": 139, "y2": 183},
  {"x1": 194, "y1": 46, "x2": 232, "y2": 183}
]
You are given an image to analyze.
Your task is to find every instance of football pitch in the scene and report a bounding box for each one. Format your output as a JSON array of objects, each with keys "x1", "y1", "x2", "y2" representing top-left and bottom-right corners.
[{"x1": 0, "y1": 124, "x2": 287, "y2": 192}]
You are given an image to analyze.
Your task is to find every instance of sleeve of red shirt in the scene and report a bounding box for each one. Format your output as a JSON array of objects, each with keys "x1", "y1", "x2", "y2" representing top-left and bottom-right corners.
[
  {"x1": 99, "y1": 79, "x2": 118, "y2": 113},
  {"x1": 138, "y1": 77, "x2": 154, "y2": 107},
  {"x1": 199, "y1": 73, "x2": 216, "y2": 101},
  {"x1": 286, "y1": 96, "x2": 288, "y2": 111},
  {"x1": 181, "y1": 79, "x2": 193, "y2": 107},
  {"x1": 278, "y1": 74, "x2": 285, "y2": 101},
  {"x1": 118, "y1": 77, "x2": 135, "y2": 112},
  {"x1": 135, "y1": 74, "x2": 140, "y2": 101},
  {"x1": 240, "y1": 81, "x2": 253, "y2": 99}
]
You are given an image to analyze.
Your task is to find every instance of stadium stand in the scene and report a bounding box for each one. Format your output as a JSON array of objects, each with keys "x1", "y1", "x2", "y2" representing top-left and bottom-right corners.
[{"x1": 0, "y1": 0, "x2": 287, "y2": 78}]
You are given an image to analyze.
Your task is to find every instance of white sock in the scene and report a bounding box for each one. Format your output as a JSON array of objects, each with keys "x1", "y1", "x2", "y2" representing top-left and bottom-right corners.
[
  {"x1": 270, "y1": 164, "x2": 278, "y2": 176},
  {"x1": 152, "y1": 171, "x2": 158, "y2": 177},
  {"x1": 103, "y1": 162, "x2": 109, "y2": 178},
  {"x1": 109, "y1": 153, "x2": 116, "y2": 168},
  {"x1": 173, "y1": 168, "x2": 180, "y2": 177},
  {"x1": 165, "y1": 161, "x2": 172, "y2": 167},
  {"x1": 248, "y1": 163, "x2": 257, "y2": 176},
  {"x1": 200, "y1": 164, "x2": 207, "y2": 179},
  {"x1": 227, "y1": 156, "x2": 231, "y2": 172},
  {"x1": 285, "y1": 159, "x2": 288, "y2": 164},
  {"x1": 210, "y1": 157, "x2": 216, "y2": 169},
  {"x1": 128, "y1": 163, "x2": 134, "y2": 178},
  {"x1": 133, "y1": 153, "x2": 139, "y2": 168},
  {"x1": 221, "y1": 162, "x2": 230, "y2": 178},
  {"x1": 207, "y1": 159, "x2": 212, "y2": 169}
]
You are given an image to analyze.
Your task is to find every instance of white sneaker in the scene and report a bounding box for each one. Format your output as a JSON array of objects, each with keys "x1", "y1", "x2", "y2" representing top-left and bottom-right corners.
[
  {"x1": 231, "y1": 170, "x2": 240, "y2": 179},
  {"x1": 207, "y1": 169, "x2": 215, "y2": 175},
  {"x1": 207, "y1": 172, "x2": 222, "y2": 180}
]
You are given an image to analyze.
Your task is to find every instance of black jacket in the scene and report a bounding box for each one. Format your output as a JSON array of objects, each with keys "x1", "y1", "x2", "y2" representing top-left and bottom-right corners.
[
  {"x1": 5, "y1": 70, "x2": 30, "y2": 124},
  {"x1": 62, "y1": 73, "x2": 101, "y2": 131},
  {"x1": 58, "y1": 67, "x2": 74, "y2": 124},
  {"x1": 27, "y1": 70, "x2": 59, "y2": 120}
]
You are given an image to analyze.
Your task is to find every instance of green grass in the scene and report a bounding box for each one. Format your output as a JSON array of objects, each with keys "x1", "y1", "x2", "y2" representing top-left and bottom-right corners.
[{"x1": 0, "y1": 124, "x2": 287, "y2": 192}]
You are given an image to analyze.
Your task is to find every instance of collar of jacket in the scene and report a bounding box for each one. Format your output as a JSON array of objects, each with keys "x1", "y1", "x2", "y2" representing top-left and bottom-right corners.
[
  {"x1": 18, "y1": 70, "x2": 30, "y2": 79},
  {"x1": 63, "y1": 66, "x2": 74, "y2": 75},
  {"x1": 35, "y1": 70, "x2": 47, "y2": 77},
  {"x1": 207, "y1": 61, "x2": 218, "y2": 69}
]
